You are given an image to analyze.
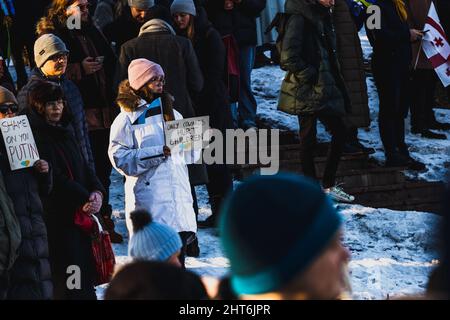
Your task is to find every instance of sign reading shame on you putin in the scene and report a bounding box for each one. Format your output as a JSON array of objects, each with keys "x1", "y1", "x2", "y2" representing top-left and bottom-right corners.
[{"x1": 0, "y1": 115, "x2": 40, "y2": 170}]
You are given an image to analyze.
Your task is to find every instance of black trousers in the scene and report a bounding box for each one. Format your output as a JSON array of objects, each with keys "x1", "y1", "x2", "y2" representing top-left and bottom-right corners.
[
  {"x1": 373, "y1": 62, "x2": 410, "y2": 158},
  {"x1": 298, "y1": 113, "x2": 346, "y2": 189},
  {"x1": 410, "y1": 69, "x2": 437, "y2": 131},
  {"x1": 10, "y1": 25, "x2": 35, "y2": 89},
  {"x1": 89, "y1": 129, "x2": 113, "y2": 218},
  {"x1": 206, "y1": 164, "x2": 233, "y2": 211}
]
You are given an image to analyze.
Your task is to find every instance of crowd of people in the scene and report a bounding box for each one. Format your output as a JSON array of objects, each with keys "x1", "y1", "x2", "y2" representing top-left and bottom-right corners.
[{"x1": 0, "y1": 0, "x2": 449, "y2": 300}]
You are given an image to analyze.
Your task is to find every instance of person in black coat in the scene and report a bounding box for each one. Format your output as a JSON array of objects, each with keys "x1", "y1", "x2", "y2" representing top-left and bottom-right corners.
[
  {"x1": 37, "y1": 0, "x2": 122, "y2": 243},
  {"x1": 26, "y1": 80, "x2": 105, "y2": 300},
  {"x1": 171, "y1": 2, "x2": 233, "y2": 228},
  {"x1": 102, "y1": 0, "x2": 169, "y2": 55},
  {"x1": 367, "y1": 0, "x2": 425, "y2": 170},
  {"x1": 200, "y1": 0, "x2": 266, "y2": 129},
  {"x1": 0, "y1": 85, "x2": 53, "y2": 300},
  {"x1": 0, "y1": 3, "x2": 16, "y2": 93},
  {"x1": 9, "y1": 0, "x2": 52, "y2": 88}
]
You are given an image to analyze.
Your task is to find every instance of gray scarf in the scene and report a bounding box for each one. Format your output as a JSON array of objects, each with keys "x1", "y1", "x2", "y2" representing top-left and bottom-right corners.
[{"x1": 139, "y1": 19, "x2": 176, "y2": 36}]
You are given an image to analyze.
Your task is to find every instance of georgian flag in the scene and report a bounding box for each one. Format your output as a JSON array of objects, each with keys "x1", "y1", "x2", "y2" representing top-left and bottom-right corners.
[{"x1": 422, "y1": 2, "x2": 450, "y2": 87}]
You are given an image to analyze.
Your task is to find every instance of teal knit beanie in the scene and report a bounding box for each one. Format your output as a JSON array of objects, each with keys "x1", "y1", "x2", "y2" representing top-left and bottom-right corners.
[{"x1": 219, "y1": 173, "x2": 343, "y2": 295}]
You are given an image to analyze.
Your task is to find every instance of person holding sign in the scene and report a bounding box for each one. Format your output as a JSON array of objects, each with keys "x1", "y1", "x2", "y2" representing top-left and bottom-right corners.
[
  {"x1": 0, "y1": 85, "x2": 53, "y2": 300},
  {"x1": 171, "y1": 1, "x2": 234, "y2": 231},
  {"x1": 26, "y1": 81, "x2": 105, "y2": 300},
  {"x1": 109, "y1": 59, "x2": 197, "y2": 268}
]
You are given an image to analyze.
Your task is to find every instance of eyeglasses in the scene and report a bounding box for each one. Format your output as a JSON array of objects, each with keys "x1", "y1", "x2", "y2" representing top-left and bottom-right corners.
[
  {"x1": 149, "y1": 77, "x2": 165, "y2": 84},
  {"x1": 0, "y1": 104, "x2": 18, "y2": 114},
  {"x1": 49, "y1": 53, "x2": 68, "y2": 62},
  {"x1": 45, "y1": 100, "x2": 65, "y2": 109}
]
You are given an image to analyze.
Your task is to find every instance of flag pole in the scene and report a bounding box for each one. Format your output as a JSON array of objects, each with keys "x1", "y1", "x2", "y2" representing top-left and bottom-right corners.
[{"x1": 413, "y1": 39, "x2": 423, "y2": 71}]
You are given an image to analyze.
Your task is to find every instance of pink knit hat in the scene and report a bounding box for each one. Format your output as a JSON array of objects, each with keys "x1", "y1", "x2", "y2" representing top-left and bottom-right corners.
[{"x1": 128, "y1": 58, "x2": 165, "y2": 90}]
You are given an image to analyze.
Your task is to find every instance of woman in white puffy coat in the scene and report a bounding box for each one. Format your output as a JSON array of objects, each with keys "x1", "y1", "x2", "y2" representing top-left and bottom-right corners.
[{"x1": 108, "y1": 59, "x2": 197, "y2": 265}]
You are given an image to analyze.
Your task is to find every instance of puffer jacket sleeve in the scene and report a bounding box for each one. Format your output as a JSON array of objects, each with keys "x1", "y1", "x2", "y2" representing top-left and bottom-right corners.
[
  {"x1": 280, "y1": 15, "x2": 318, "y2": 81},
  {"x1": 109, "y1": 115, "x2": 165, "y2": 177}
]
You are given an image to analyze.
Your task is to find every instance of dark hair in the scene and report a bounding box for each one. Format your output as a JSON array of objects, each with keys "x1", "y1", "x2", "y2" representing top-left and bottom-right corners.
[
  {"x1": 130, "y1": 209, "x2": 153, "y2": 233},
  {"x1": 135, "y1": 84, "x2": 156, "y2": 103},
  {"x1": 28, "y1": 80, "x2": 66, "y2": 116},
  {"x1": 104, "y1": 261, "x2": 209, "y2": 300}
]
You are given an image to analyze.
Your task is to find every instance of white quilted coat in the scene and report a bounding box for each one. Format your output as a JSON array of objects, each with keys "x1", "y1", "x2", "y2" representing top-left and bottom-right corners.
[{"x1": 108, "y1": 97, "x2": 197, "y2": 236}]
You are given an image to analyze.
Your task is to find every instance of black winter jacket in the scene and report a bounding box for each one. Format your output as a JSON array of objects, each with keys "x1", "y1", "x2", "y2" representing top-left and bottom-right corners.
[
  {"x1": 277, "y1": 0, "x2": 351, "y2": 116},
  {"x1": 201, "y1": 0, "x2": 266, "y2": 47},
  {"x1": 27, "y1": 110, "x2": 105, "y2": 300},
  {"x1": 116, "y1": 19, "x2": 204, "y2": 118},
  {"x1": 366, "y1": 0, "x2": 412, "y2": 73},
  {"x1": 0, "y1": 139, "x2": 53, "y2": 300},
  {"x1": 177, "y1": 7, "x2": 232, "y2": 131}
]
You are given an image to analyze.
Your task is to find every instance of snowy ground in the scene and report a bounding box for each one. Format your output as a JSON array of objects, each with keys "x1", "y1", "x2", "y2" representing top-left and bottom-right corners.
[
  {"x1": 97, "y1": 175, "x2": 442, "y2": 300},
  {"x1": 98, "y1": 30, "x2": 447, "y2": 300}
]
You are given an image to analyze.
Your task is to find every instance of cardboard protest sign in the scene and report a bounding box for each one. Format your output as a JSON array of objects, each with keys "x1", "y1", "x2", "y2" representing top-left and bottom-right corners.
[
  {"x1": 0, "y1": 115, "x2": 40, "y2": 170},
  {"x1": 164, "y1": 116, "x2": 209, "y2": 153}
]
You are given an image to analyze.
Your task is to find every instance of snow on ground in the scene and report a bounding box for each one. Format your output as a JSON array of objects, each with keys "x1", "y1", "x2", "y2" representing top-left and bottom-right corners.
[{"x1": 99, "y1": 177, "x2": 441, "y2": 300}]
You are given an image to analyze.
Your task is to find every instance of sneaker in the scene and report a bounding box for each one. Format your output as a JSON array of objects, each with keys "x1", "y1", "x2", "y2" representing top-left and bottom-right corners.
[{"x1": 324, "y1": 185, "x2": 355, "y2": 203}]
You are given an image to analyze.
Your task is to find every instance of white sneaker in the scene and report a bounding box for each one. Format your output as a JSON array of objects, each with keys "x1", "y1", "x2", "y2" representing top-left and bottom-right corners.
[{"x1": 324, "y1": 185, "x2": 355, "y2": 203}]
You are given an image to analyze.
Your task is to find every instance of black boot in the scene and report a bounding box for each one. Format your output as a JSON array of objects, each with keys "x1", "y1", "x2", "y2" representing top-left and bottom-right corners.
[
  {"x1": 102, "y1": 215, "x2": 124, "y2": 244},
  {"x1": 100, "y1": 205, "x2": 124, "y2": 244},
  {"x1": 420, "y1": 129, "x2": 447, "y2": 140},
  {"x1": 186, "y1": 236, "x2": 200, "y2": 257}
]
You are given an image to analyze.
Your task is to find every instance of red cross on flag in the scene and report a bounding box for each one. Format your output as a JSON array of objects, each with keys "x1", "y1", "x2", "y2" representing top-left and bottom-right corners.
[{"x1": 422, "y1": 2, "x2": 450, "y2": 87}]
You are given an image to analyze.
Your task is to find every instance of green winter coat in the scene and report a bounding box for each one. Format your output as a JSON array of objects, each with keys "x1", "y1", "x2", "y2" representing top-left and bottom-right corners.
[
  {"x1": 278, "y1": 0, "x2": 351, "y2": 116},
  {"x1": 0, "y1": 170, "x2": 21, "y2": 277}
]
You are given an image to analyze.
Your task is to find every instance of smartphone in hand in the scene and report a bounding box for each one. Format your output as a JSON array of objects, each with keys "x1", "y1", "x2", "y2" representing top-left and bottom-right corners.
[{"x1": 95, "y1": 56, "x2": 105, "y2": 64}]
